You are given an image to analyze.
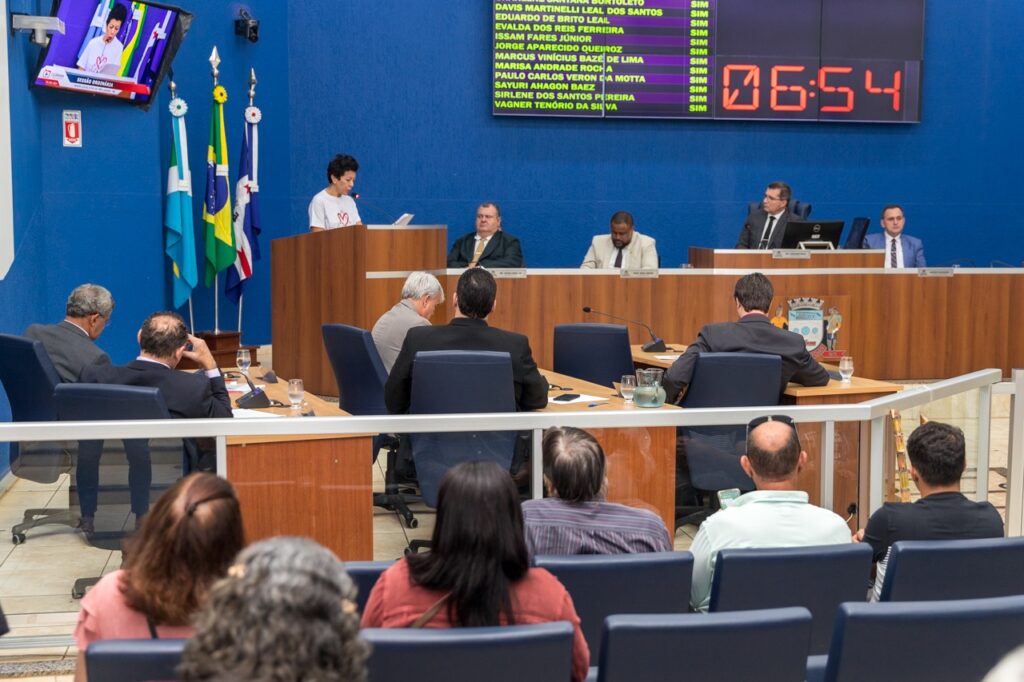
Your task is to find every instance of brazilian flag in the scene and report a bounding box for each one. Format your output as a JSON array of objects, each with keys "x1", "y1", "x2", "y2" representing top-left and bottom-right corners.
[{"x1": 202, "y1": 84, "x2": 235, "y2": 287}]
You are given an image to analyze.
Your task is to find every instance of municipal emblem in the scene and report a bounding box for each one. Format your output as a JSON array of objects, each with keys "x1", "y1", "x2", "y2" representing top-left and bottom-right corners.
[{"x1": 788, "y1": 297, "x2": 825, "y2": 352}]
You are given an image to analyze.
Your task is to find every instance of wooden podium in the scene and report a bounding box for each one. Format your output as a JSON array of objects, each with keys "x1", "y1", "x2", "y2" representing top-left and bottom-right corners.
[
  {"x1": 271, "y1": 224, "x2": 447, "y2": 395},
  {"x1": 688, "y1": 247, "x2": 885, "y2": 269}
]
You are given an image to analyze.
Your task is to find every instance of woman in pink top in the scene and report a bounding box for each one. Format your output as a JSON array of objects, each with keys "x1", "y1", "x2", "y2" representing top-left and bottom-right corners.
[
  {"x1": 362, "y1": 461, "x2": 590, "y2": 682},
  {"x1": 73, "y1": 473, "x2": 245, "y2": 681}
]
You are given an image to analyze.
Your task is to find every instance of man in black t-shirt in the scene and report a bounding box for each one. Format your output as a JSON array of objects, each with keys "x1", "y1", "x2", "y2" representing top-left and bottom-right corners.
[{"x1": 854, "y1": 421, "x2": 1004, "y2": 600}]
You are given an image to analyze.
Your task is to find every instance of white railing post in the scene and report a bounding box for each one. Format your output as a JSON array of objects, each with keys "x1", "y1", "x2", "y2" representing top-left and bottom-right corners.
[
  {"x1": 1007, "y1": 371, "x2": 1024, "y2": 537},
  {"x1": 976, "y1": 384, "x2": 992, "y2": 503},
  {"x1": 869, "y1": 415, "x2": 886, "y2": 514},
  {"x1": 531, "y1": 428, "x2": 544, "y2": 499},
  {"x1": 216, "y1": 436, "x2": 227, "y2": 477},
  {"x1": 821, "y1": 421, "x2": 835, "y2": 511}
]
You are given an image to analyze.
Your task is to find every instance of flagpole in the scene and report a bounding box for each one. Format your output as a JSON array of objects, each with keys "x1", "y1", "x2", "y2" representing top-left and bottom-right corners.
[
  {"x1": 210, "y1": 48, "x2": 221, "y2": 335},
  {"x1": 236, "y1": 68, "x2": 257, "y2": 340},
  {"x1": 188, "y1": 296, "x2": 195, "y2": 332}
]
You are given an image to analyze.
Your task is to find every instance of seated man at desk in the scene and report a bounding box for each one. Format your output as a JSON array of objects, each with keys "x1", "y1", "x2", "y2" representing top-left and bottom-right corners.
[
  {"x1": 580, "y1": 211, "x2": 658, "y2": 270},
  {"x1": 385, "y1": 268, "x2": 547, "y2": 413},
  {"x1": 862, "y1": 204, "x2": 927, "y2": 268},
  {"x1": 735, "y1": 181, "x2": 796, "y2": 250},
  {"x1": 663, "y1": 272, "x2": 829, "y2": 403},
  {"x1": 25, "y1": 283, "x2": 114, "y2": 382},
  {"x1": 372, "y1": 271, "x2": 445, "y2": 373},
  {"x1": 447, "y1": 202, "x2": 524, "y2": 268}
]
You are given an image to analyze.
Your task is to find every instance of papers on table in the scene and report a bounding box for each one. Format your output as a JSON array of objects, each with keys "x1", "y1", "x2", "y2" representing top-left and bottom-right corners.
[
  {"x1": 548, "y1": 393, "x2": 609, "y2": 405},
  {"x1": 655, "y1": 355, "x2": 681, "y2": 361},
  {"x1": 226, "y1": 381, "x2": 266, "y2": 393},
  {"x1": 232, "y1": 408, "x2": 283, "y2": 418}
]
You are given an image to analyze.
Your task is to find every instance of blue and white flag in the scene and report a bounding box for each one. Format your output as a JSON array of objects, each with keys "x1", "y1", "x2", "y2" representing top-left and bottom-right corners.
[
  {"x1": 164, "y1": 97, "x2": 198, "y2": 309},
  {"x1": 225, "y1": 107, "x2": 262, "y2": 305}
]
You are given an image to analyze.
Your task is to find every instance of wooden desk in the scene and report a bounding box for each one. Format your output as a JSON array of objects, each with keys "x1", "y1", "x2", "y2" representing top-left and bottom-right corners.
[
  {"x1": 630, "y1": 346, "x2": 902, "y2": 527},
  {"x1": 541, "y1": 369, "x2": 677, "y2": 530},
  {"x1": 688, "y1": 247, "x2": 885, "y2": 269},
  {"x1": 226, "y1": 371, "x2": 373, "y2": 560}
]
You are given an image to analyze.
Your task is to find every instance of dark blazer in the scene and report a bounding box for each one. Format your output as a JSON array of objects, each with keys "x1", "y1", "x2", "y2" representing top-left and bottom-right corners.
[
  {"x1": 447, "y1": 230, "x2": 524, "y2": 268},
  {"x1": 80, "y1": 360, "x2": 233, "y2": 420},
  {"x1": 385, "y1": 317, "x2": 548, "y2": 413},
  {"x1": 664, "y1": 314, "x2": 830, "y2": 401},
  {"x1": 863, "y1": 232, "x2": 927, "y2": 267},
  {"x1": 735, "y1": 208, "x2": 794, "y2": 250},
  {"x1": 24, "y1": 321, "x2": 111, "y2": 383}
]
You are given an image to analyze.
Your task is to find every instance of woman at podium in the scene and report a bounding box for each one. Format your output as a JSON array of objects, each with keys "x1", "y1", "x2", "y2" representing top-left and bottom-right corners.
[{"x1": 308, "y1": 154, "x2": 361, "y2": 231}]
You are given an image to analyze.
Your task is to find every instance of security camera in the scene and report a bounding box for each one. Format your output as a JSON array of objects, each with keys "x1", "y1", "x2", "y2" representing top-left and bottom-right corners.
[
  {"x1": 234, "y1": 8, "x2": 259, "y2": 43},
  {"x1": 11, "y1": 14, "x2": 65, "y2": 47}
]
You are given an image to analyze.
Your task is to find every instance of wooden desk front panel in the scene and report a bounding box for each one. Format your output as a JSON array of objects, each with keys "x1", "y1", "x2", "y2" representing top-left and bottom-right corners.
[
  {"x1": 688, "y1": 248, "x2": 885, "y2": 269},
  {"x1": 364, "y1": 228, "x2": 447, "y2": 272}
]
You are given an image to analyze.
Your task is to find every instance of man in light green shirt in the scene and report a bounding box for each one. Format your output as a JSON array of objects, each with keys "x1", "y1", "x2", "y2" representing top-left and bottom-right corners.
[{"x1": 689, "y1": 415, "x2": 852, "y2": 612}]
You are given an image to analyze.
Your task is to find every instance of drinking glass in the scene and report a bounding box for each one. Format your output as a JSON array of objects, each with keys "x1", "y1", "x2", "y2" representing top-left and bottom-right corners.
[
  {"x1": 236, "y1": 349, "x2": 251, "y2": 375},
  {"x1": 839, "y1": 356, "x2": 854, "y2": 383},
  {"x1": 288, "y1": 379, "x2": 304, "y2": 409},
  {"x1": 620, "y1": 374, "x2": 637, "y2": 402}
]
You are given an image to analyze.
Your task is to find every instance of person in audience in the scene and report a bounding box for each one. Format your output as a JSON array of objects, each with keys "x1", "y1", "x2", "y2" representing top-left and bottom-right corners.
[
  {"x1": 580, "y1": 211, "x2": 659, "y2": 270},
  {"x1": 385, "y1": 267, "x2": 547, "y2": 413},
  {"x1": 447, "y1": 202, "x2": 524, "y2": 268},
  {"x1": 180, "y1": 536, "x2": 368, "y2": 682},
  {"x1": 735, "y1": 181, "x2": 797, "y2": 250},
  {"x1": 73, "y1": 473, "x2": 244, "y2": 682},
  {"x1": 522, "y1": 426, "x2": 672, "y2": 555},
  {"x1": 862, "y1": 204, "x2": 927, "y2": 268},
  {"x1": 689, "y1": 415, "x2": 851, "y2": 612},
  {"x1": 308, "y1": 154, "x2": 361, "y2": 231},
  {"x1": 25, "y1": 283, "x2": 114, "y2": 382},
  {"x1": 372, "y1": 271, "x2": 445, "y2": 373},
  {"x1": 362, "y1": 460, "x2": 589, "y2": 682},
  {"x1": 854, "y1": 421, "x2": 1003, "y2": 600}
]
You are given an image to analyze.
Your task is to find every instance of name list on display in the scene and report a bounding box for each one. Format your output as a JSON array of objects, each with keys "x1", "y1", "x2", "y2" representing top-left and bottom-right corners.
[{"x1": 493, "y1": 0, "x2": 715, "y2": 118}]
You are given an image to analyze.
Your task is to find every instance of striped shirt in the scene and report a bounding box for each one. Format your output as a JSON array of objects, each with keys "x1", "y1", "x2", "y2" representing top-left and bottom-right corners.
[{"x1": 522, "y1": 497, "x2": 672, "y2": 557}]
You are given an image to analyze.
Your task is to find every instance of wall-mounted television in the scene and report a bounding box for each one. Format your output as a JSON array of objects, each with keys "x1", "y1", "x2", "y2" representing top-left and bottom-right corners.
[{"x1": 33, "y1": 0, "x2": 192, "y2": 109}]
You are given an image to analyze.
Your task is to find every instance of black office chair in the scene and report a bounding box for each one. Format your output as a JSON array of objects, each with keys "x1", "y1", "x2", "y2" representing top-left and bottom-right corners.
[
  {"x1": 747, "y1": 199, "x2": 812, "y2": 220},
  {"x1": 322, "y1": 323, "x2": 420, "y2": 529},
  {"x1": 553, "y1": 323, "x2": 635, "y2": 388},
  {"x1": 597, "y1": 608, "x2": 813, "y2": 682},
  {"x1": 709, "y1": 543, "x2": 873, "y2": 655},
  {"x1": 346, "y1": 559, "x2": 394, "y2": 614},
  {"x1": 408, "y1": 351, "x2": 518, "y2": 552},
  {"x1": 534, "y1": 551, "x2": 693, "y2": 655},
  {"x1": 677, "y1": 352, "x2": 782, "y2": 529},
  {"x1": 0, "y1": 333, "x2": 75, "y2": 543},
  {"x1": 86, "y1": 638, "x2": 187, "y2": 682},
  {"x1": 362, "y1": 622, "x2": 574, "y2": 682},
  {"x1": 878, "y1": 536, "x2": 1024, "y2": 602},
  {"x1": 842, "y1": 217, "x2": 870, "y2": 249}
]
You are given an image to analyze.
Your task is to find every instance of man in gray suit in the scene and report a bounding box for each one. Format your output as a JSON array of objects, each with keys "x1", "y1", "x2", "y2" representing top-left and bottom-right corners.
[
  {"x1": 372, "y1": 272, "x2": 445, "y2": 372},
  {"x1": 581, "y1": 211, "x2": 659, "y2": 269},
  {"x1": 25, "y1": 283, "x2": 114, "y2": 382}
]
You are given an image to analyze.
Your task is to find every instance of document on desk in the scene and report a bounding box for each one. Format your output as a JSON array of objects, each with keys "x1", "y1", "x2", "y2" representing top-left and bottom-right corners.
[
  {"x1": 232, "y1": 408, "x2": 283, "y2": 418},
  {"x1": 655, "y1": 355, "x2": 681, "y2": 361},
  {"x1": 226, "y1": 381, "x2": 266, "y2": 393},
  {"x1": 548, "y1": 394, "x2": 609, "y2": 405}
]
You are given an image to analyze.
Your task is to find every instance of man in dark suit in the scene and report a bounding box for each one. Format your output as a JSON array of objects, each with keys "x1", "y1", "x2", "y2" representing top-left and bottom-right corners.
[
  {"x1": 862, "y1": 204, "x2": 927, "y2": 268},
  {"x1": 735, "y1": 181, "x2": 797, "y2": 250},
  {"x1": 447, "y1": 202, "x2": 525, "y2": 268},
  {"x1": 78, "y1": 311, "x2": 232, "y2": 533},
  {"x1": 385, "y1": 267, "x2": 548, "y2": 413},
  {"x1": 25, "y1": 283, "x2": 114, "y2": 382},
  {"x1": 664, "y1": 272, "x2": 829, "y2": 402}
]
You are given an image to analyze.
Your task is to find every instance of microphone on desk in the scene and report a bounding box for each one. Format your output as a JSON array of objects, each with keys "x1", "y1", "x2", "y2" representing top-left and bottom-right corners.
[
  {"x1": 235, "y1": 372, "x2": 271, "y2": 409},
  {"x1": 582, "y1": 306, "x2": 666, "y2": 352}
]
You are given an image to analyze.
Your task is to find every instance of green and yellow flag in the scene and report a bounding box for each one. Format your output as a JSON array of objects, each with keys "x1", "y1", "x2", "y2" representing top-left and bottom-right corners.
[{"x1": 202, "y1": 84, "x2": 234, "y2": 286}]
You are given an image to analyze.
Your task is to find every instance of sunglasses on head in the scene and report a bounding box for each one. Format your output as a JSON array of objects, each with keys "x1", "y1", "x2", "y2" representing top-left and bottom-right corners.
[{"x1": 746, "y1": 414, "x2": 801, "y2": 448}]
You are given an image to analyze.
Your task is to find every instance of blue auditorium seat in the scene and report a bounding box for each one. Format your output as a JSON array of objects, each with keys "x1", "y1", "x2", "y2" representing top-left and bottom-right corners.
[
  {"x1": 553, "y1": 323, "x2": 635, "y2": 388},
  {"x1": 878, "y1": 536, "x2": 1024, "y2": 602}
]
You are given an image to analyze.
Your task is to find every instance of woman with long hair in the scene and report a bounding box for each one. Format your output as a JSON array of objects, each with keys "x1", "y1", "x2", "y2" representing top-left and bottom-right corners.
[
  {"x1": 73, "y1": 472, "x2": 244, "y2": 682},
  {"x1": 362, "y1": 460, "x2": 589, "y2": 681}
]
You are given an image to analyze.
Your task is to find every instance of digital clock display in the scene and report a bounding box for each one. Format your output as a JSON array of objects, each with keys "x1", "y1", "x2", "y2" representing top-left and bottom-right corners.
[{"x1": 492, "y1": 0, "x2": 924, "y2": 123}]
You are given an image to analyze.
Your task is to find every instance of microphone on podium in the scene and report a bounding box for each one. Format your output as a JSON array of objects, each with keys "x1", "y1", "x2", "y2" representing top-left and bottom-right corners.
[
  {"x1": 349, "y1": 192, "x2": 391, "y2": 224},
  {"x1": 581, "y1": 306, "x2": 666, "y2": 353}
]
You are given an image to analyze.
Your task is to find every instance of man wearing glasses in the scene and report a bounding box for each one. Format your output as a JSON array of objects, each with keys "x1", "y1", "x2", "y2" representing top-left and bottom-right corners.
[
  {"x1": 25, "y1": 283, "x2": 114, "y2": 382},
  {"x1": 735, "y1": 181, "x2": 796, "y2": 250},
  {"x1": 689, "y1": 415, "x2": 851, "y2": 612}
]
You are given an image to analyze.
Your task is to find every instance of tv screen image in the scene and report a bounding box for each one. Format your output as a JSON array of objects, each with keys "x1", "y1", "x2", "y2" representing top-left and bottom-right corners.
[{"x1": 34, "y1": 0, "x2": 192, "y2": 108}]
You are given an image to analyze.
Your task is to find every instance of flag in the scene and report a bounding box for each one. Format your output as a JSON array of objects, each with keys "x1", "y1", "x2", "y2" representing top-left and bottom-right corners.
[
  {"x1": 202, "y1": 85, "x2": 234, "y2": 287},
  {"x1": 164, "y1": 100, "x2": 198, "y2": 308},
  {"x1": 225, "y1": 112, "x2": 262, "y2": 305}
]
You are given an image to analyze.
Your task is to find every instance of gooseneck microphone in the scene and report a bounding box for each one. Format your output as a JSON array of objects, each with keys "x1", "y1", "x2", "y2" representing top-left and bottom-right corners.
[
  {"x1": 235, "y1": 371, "x2": 271, "y2": 409},
  {"x1": 581, "y1": 306, "x2": 666, "y2": 352}
]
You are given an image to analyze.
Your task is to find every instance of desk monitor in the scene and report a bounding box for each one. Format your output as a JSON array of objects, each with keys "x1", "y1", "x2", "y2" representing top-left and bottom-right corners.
[{"x1": 780, "y1": 220, "x2": 845, "y2": 250}]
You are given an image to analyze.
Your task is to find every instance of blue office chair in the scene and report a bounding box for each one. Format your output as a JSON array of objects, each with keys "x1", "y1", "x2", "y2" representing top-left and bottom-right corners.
[
  {"x1": 553, "y1": 323, "x2": 635, "y2": 388},
  {"x1": 878, "y1": 536, "x2": 1024, "y2": 602},
  {"x1": 322, "y1": 323, "x2": 420, "y2": 529},
  {"x1": 534, "y1": 551, "x2": 693, "y2": 655},
  {"x1": 363, "y1": 622, "x2": 574, "y2": 682},
  {"x1": 86, "y1": 638, "x2": 187, "y2": 682},
  {"x1": 0, "y1": 333, "x2": 75, "y2": 543},
  {"x1": 709, "y1": 543, "x2": 872, "y2": 655},
  {"x1": 747, "y1": 199, "x2": 812, "y2": 220},
  {"x1": 842, "y1": 217, "x2": 870, "y2": 250},
  {"x1": 597, "y1": 608, "x2": 812, "y2": 682},
  {"x1": 811, "y1": 595, "x2": 1024, "y2": 682},
  {"x1": 677, "y1": 353, "x2": 782, "y2": 528},
  {"x1": 346, "y1": 559, "x2": 394, "y2": 614}
]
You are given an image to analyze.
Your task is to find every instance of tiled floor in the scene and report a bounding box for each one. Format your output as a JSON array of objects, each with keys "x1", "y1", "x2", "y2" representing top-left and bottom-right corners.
[{"x1": 0, "y1": 387, "x2": 1009, "y2": 677}]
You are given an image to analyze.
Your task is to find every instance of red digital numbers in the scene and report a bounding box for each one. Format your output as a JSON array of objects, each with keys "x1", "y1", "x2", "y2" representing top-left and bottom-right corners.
[
  {"x1": 770, "y1": 65, "x2": 807, "y2": 111},
  {"x1": 819, "y1": 66, "x2": 854, "y2": 113},
  {"x1": 721, "y1": 64, "x2": 760, "y2": 111},
  {"x1": 865, "y1": 68, "x2": 902, "y2": 111}
]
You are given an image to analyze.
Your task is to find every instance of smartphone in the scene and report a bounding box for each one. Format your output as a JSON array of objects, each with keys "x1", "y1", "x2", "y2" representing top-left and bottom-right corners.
[
  {"x1": 717, "y1": 488, "x2": 741, "y2": 508},
  {"x1": 552, "y1": 393, "x2": 580, "y2": 402}
]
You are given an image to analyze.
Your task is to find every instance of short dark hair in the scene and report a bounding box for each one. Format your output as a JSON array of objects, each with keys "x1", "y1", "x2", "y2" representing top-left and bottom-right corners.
[
  {"x1": 407, "y1": 461, "x2": 528, "y2": 627},
  {"x1": 881, "y1": 204, "x2": 904, "y2": 218},
  {"x1": 734, "y1": 272, "x2": 774, "y2": 313},
  {"x1": 543, "y1": 427, "x2": 605, "y2": 503},
  {"x1": 139, "y1": 311, "x2": 188, "y2": 359},
  {"x1": 478, "y1": 202, "x2": 501, "y2": 218},
  {"x1": 610, "y1": 211, "x2": 634, "y2": 227},
  {"x1": 107, "y1": 3, "x2": 127, "y2": 24},
  {"x1": 767, "y1": 181, "x2": 791, "y2": 201},
  {"x1": 746, "y1": 421, "x2": 801, "y2": 481},
  {"x1": 456, "y1": 268, "x2": 497, "y2": 319},
  {"x1": 907, "y1": 421, "x2": 966, "y2": 487},
  {"x1": 327, "y1": 154, "x2": 359, "y2": 183}
]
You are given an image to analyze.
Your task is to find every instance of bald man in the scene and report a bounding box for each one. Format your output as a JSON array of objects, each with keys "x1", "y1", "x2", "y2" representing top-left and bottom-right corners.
[{"x1": 689, "y1": 415, "x2": 851, "y2": 611}]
